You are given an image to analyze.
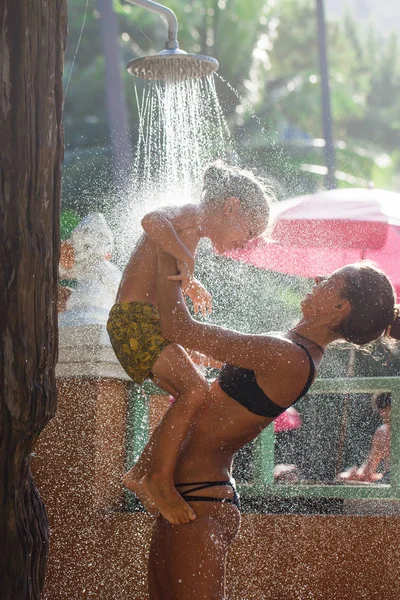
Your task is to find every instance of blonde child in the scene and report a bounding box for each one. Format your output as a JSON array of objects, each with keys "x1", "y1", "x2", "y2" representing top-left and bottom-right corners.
[{"x1": 107, "y1": 160, "x2": 272, "y2": 524}]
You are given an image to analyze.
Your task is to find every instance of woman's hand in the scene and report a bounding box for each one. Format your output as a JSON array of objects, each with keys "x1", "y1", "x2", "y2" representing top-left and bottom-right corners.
[
  {"x1": 183, "y1": 279, "x2": 212, "y2": 317},
  {"x1": 168, "y1": 262, "x2": 212, "y2": 316},
  {"x1": 188, "y1": 350, "x2": 222, "y2": 368}
]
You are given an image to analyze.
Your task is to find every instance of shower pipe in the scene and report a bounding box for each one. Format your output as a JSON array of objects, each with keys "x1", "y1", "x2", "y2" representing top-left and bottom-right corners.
[{"x1": 125, "y1": 0, "x2": 179, "y2": 50}]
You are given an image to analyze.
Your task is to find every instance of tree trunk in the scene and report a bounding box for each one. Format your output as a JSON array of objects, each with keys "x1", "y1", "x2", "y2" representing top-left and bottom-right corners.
[{"x1": 0, "y1": 2, "x2": 67, "y2": 598}]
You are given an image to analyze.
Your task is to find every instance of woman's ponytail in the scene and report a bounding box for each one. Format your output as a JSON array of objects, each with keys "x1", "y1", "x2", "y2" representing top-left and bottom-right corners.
[{"x1": 386, "y1": 307, "x2": 400, "y2": 340}]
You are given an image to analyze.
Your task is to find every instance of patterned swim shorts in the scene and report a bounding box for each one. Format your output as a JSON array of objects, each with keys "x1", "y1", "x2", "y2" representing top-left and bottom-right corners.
[{"x1": 107, "y1": 301, "x2": 171, "y2": 385}]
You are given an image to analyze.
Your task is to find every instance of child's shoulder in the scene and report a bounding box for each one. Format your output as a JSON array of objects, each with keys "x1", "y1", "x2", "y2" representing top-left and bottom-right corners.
[{"x1": 150, "y1": 202, "x2": 199, "y2": 227}]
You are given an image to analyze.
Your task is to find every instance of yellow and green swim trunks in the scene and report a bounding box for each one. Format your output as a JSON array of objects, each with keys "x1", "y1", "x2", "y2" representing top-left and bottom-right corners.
[{"x1": 107, "y1": 301, "x2": 170, "y2": 385}]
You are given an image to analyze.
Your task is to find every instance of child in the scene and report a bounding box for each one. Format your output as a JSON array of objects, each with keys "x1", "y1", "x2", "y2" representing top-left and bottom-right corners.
[{"x1": 107, "y1": 160, "x2": 272, "y2": 524}]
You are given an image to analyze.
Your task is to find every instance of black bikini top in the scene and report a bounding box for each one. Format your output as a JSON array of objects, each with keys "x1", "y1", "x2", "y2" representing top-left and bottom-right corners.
[{"x1": 217, "y1": 340, "x2": 316, "y2": 418}]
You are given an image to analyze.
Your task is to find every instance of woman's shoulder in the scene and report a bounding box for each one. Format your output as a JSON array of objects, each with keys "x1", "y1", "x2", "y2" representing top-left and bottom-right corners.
[
  {"x1": 259, "y1": 331, "x2": 310, "y2": 354},
  {"x1": 252, "y1": 334, "x2": 316, "y2": 404},
  {"x1": 256, "y1": 332, "x2": 313, "y2": 372}
]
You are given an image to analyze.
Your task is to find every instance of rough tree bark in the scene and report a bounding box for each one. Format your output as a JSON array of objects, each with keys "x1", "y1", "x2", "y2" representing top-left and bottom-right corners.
[{"x1": 0, "y1": 2, "x2": 67, "y2": 598}]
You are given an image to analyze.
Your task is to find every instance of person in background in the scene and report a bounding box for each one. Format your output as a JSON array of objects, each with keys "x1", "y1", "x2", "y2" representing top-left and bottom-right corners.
[{"x1": 338, "y1": 392, "x2": 391, "y2": 483}]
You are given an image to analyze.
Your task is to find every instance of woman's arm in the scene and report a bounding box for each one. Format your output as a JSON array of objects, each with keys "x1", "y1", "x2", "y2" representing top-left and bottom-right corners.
[{"x1": 156, "y1": 250, "x2": 305, "y2": 373}]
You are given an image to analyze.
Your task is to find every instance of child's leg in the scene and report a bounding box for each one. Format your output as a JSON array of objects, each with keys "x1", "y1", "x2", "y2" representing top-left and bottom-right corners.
[
  {"x1": 150, "y1": 344, "x2": 209, "y2": 477},
  {"x1": 122, "y1": 378, "x2": 177, "y2": 516},
  {"x1": 142, "y1": 343, "x2": 210, "y2": 524},
  {"x1": 123, "y1": 344, "x2": 208, "y2": 523}
]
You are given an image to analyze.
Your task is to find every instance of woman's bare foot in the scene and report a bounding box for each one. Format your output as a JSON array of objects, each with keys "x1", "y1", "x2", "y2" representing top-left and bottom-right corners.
[
  {"x1": 121, "y1": 472, "x2": 159, "y2": 516},
  {"x1": 141, "y1": 473, "x2": 197, "y2": 525}
]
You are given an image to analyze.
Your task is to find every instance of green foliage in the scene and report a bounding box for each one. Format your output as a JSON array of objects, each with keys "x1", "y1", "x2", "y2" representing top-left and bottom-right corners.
[
  {"x1": 64, "y1": 1, "x2": 108, "y2": 143},
  {"x1": 232, "y1": 0, "x2": 400, "y2": 189},
  {"x1": 60, "y1": 210, "x2": 81, "y2": 240},
  {"x1": 63, "y1": 146, "x2": 114, "y2": 215},
  {"x1": 62, "y1": 0, "x2": 400, "y2": 215},
  {"x1": 116, "y1": 0, "x2": 269, "y2": 100}
]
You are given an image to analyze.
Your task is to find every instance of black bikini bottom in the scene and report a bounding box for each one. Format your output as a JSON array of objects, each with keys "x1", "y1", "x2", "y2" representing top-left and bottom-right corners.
[{"x1": 176, "y1": 480, "x2": 241, "y2": 511}]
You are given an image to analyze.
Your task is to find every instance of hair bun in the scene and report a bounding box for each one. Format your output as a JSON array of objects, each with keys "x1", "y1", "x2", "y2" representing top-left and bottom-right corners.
[
  {"x1": 202, "y1": 160, "x2": 230, "y2": 187},
  {"x1": 387, "y1": 307, "x2": 400, "y2": 340}
]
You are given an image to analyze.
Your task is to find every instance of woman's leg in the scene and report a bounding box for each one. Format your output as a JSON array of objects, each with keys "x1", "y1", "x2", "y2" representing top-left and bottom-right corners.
[
  {"x1": 125, "y1": 343, "x2": 210, "y2": 524},
  {"x1": 148, "y1": 504, "x2": 241, "y2": 600}
]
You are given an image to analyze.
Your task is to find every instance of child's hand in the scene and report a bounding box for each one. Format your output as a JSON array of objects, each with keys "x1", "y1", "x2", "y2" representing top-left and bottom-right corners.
[
  {"x1": 167, "y1": 260, "x2": 192, "y2": 285},
  {"x1": 185, "y1": 254, "x2": 196, "y2": 279},
  {"x1": 183, "y1": 279, "x2": 213, "y2": 317}
]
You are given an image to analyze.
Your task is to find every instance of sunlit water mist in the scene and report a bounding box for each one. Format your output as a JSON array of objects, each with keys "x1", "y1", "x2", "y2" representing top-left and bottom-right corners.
[
  {"x1": 107, "y1": 73, "x2": 233, "y2": 267},
  {"x1": 133, "y1": 74, "x2": 231, "y2": 196},
  {"x1": 215, "y1": 73, "x2": 267, "y2": 132}
]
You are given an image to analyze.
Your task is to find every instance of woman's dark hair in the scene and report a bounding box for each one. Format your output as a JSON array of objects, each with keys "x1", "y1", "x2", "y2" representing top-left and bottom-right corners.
[
  {"x1": 335, "y1": 262, "x2": 400, "y2": 345},
  {"x1": 201, "y1": 159, "x2": 272, "y2": 228}
]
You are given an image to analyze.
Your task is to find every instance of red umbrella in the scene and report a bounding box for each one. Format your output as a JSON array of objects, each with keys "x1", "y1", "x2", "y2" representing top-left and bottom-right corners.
[{"x1": 229, "y1": 188, "x2": 400, "y2": 299}]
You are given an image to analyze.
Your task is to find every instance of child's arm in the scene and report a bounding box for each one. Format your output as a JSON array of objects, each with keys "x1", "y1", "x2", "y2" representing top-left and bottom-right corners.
[
  {"x1": 143, "y1": 205, "x2": 212, "y2": 315},
  {"x1": 142, "y1": 204, "x2": 212, "y2": 316},
  {"x1": 141, "y1": 205, "x2": 198, "y2": 277}
]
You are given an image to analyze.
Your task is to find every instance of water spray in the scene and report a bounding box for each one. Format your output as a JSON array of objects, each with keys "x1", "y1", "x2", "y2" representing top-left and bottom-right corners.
[{"x1": 125, "y1": 0, "x2": 219, "y2": 81}]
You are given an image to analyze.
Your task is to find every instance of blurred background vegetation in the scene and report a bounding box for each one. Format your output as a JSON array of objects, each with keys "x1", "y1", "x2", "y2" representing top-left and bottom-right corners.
[{"x1": 62, "y1": 0, "x2": 400, "y2": 231}]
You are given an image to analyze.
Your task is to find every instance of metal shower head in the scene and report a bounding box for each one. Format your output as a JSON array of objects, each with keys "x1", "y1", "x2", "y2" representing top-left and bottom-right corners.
[
  {"x1": 125, "y1": 0, "x2": 219, "y2": 82},
  {"x1": 127, "y1": 49, "x2": 219, "y2": 82}
]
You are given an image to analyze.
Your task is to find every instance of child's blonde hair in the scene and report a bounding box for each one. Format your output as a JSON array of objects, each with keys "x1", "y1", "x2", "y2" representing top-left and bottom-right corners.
[{"x1": 201, "y1": 160, "x2": 273, "y2": 228}]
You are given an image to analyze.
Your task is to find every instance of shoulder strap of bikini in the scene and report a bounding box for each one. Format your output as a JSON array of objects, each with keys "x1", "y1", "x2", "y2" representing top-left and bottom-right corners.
[{"x1": 292, "y1": 341, "x2": 316, "y2": 400}]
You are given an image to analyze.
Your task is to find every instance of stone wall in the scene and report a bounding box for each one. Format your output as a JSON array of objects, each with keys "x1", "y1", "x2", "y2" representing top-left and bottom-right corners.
[{"x1": 33, "y1": 376, "x2": 400, "y2": 600}]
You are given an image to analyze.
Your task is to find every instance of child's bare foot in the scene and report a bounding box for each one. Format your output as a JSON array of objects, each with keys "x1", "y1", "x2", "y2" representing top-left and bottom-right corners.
[
  {"x1": 141, "y1": 473, "x2": 197, "y2": 525},
  {"x1": 121, "y1": 472, "x2": 159, "y2": 516}
]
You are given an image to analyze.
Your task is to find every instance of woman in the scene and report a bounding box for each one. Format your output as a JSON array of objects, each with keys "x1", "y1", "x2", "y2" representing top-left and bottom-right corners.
[{"x1": 148, "y1": 252, "x2": 400, "y2": 600}]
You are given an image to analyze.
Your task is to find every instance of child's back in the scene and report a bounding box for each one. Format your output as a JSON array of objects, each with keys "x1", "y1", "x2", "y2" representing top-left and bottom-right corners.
[{"x1": 116, "y1": 204, "x2": 201, "y2": 306}]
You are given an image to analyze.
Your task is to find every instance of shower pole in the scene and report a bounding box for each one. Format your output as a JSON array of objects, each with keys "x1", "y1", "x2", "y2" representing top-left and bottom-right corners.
[{"x1": 316, "y1": 0, "x2": 336, "y2": 190}]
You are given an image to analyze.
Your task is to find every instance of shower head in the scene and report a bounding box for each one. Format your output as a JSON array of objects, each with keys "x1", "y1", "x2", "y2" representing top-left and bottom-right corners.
[
  {"x1": 125, "y1": 1, "x2": 218, "y2": 82},
  {"x1": 127, "y1": 48, "x2": 219, "y2": 82}
]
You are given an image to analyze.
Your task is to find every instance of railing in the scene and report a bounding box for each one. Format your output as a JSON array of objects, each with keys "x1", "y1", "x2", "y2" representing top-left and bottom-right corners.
[
  {"x1": 246, "y1": 377, "x2": 400, "y2": 501},
  {"x1": 125, "y1": 377, "x2": 400, "y2": 510}
]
